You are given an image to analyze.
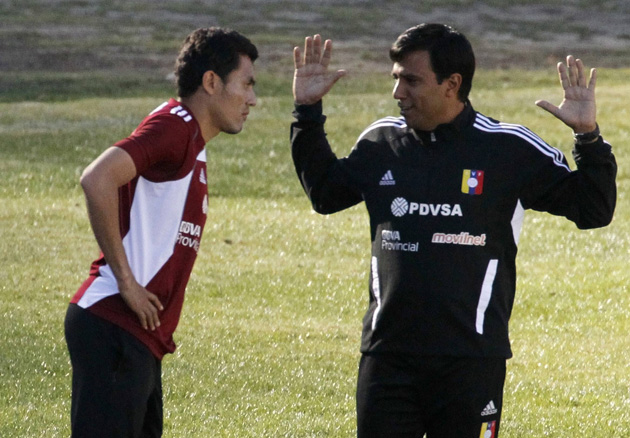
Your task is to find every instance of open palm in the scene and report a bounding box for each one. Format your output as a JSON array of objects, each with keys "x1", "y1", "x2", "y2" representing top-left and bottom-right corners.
[
  {"x1": 536, "y1": 55, "x2": 597, "y2": 134},
  {"x1": 293, "y1": 34, "x2": 346, "y2": 105}
]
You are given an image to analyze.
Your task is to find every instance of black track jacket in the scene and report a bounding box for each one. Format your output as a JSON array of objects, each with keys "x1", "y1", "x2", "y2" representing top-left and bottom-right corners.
[{"x1": 291, "y1": 101, "x2": 616, "y2": 358}]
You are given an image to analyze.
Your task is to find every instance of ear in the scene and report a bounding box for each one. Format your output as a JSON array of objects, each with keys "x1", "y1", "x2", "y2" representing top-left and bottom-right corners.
[
  {"x1": 444, "y1": 73, "x2": 463, "y2": 98},
  {"x1": 201, "y1": 70, "x2": 223, "y2": 95}
]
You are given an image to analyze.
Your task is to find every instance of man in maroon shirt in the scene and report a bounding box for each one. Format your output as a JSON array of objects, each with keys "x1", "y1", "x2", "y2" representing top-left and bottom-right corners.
[{"x1": 65, "y1": 27, "x2": 257, "y2": 438}]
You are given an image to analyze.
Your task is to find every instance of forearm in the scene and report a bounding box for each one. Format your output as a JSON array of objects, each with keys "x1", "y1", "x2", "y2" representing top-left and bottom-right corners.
[
  {"x1": 81, "y1": 173, "x2": 136, "y2": 288},
  {"x1": 531, "y1": 136, "x2": 617, "y2": 229},
  {"x1": 571, "y1": 137, "x2": 617, "y2": 227},
  {"x1": 291, "y1": 102, "x2": 362, "y2": 213},
  {"x1": 291, "y1": 103, "x2": 335, "y2": 198},
  {"x1": 80, "y1": 146, "x2": 163, "y2": 329},
  {"x1": 80, "y1": 146, "x2": 139, "y2": 288}
]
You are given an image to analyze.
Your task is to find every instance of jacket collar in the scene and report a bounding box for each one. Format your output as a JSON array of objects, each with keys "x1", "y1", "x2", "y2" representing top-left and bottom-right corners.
[{"x1": 411, "y1": 101, "x2": 475, "y2": 144}]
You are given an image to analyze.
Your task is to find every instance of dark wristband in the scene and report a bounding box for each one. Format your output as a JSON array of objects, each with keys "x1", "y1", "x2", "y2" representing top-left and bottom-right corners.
[
  {"x1": 574, "y1": 124, "x2": 600, "y2": 145},
  {"x1": 293, "y1": 100, "x2": 326, "y2": 124}
]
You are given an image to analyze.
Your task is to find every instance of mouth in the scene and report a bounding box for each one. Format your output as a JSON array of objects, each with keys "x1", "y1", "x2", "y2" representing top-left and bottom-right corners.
[{"x1": 398, "y1": 102, "x2": 412, "y2": 116}]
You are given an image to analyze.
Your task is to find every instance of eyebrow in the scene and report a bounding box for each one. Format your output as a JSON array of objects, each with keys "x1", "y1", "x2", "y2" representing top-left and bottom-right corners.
[{"x1": 392, "y1": 71, "x2": 422, "y2": 81}]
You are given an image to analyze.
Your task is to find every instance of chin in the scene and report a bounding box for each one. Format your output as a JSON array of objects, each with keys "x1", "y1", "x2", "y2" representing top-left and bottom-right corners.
[
  {"x1": 407, "y1": 119, "x2": 431, "y2": 132},
  {"x1": 402, "y1": 116, "x2": 417, "y2": 129},
  {"x1": 222, "y1": 126, "x2": 243, "y2": 135}
]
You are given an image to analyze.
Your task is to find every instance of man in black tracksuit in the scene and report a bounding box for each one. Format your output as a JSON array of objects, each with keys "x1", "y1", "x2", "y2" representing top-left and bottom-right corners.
[{"x1": 290, "y1": 24, "x2": 616, "y2": 438}]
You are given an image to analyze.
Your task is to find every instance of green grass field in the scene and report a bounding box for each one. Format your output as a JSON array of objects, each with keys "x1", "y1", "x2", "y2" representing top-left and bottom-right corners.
[
  {"x1": 2, "y1": 65, "x2": 630, "y2": 437},
  {"x1": 2, "y1": 1, "x2": 630, "y2": 435}
]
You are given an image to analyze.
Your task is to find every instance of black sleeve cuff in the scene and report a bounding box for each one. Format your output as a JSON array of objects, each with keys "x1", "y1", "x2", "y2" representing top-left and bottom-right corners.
[
  {"x1": 292, "y1": 100, "x2": 326, "y2": 124},
  {"x1": 573, "y1": 124, "x2": 600, "y2": 145},
  {"x1": 572, "y1": 136, "x2": 612, "y2": 161}
]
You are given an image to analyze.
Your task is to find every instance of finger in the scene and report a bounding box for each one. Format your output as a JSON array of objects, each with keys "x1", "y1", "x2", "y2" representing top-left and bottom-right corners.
[
  {"x1": 148, "y1": 311, "x2": 160, "y2": 331},
  {"x1": 145, "y1": 310, "x2": 156, "y2": 331},
  {"x1": 313, "y1": 34, "x2": 322, "y2": 63},
  {"x1": 575, "y1": 58, "x2": 586, "y2": 88},
  {"x1": 303, "y1": 36, "x2": 313, "y2": 65},
  {"x1": 138, "y1": 312, "x2": 148, "y2": 330},
  {"x1": 147, "y1": 293, "x2": 164, "y2": 312},
  {"x1": 588, "y1": 67, "x2": 597, "y2": 91},
  {"x1": 321, "y1": 39, "x2": 333, "y2": 68},
  {"x1": 557, "y1": 62, "x2": 569, "y2": 90},
  {"x1": 134, "y1": 304, "x2": 152, "y2": 330},
  {"x1": 566, "y1": 55, "x2": 578, "y2": 87},
  {"x1": 144, "y1": 304, "x2": 160, "y2": 331},
  {"x1": 293, "y1": 46, "x2": 302, "y2": 69},
  {"x1": 144, "y1": 292, "x2": 163, "y2": 330}
]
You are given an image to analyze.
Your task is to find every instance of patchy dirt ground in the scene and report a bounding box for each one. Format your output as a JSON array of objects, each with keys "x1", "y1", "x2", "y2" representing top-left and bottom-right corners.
[
  {"x1": 297, "y1": 2, "x2": 630, "y2": 71},
  {"x1": 422, "y1": 2, "x2": 630, "y2": 69},
  {"x1": 1, "y1": 1, "x2": 629, "y2": 76}
]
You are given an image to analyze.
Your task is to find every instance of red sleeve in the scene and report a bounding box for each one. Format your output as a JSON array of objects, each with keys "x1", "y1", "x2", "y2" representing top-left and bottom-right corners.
[{"x1": 114, "y1": 113, "x2": 189, "y2": 177}]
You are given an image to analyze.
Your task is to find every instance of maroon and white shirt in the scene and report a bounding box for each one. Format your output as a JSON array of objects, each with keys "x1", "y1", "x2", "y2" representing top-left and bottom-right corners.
[{"x1": 71, "y1": 99, "x2": 208, "y2": 359}]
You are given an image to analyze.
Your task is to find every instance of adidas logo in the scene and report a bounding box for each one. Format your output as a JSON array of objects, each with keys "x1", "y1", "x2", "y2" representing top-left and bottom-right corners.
[
  {"x1": 199, "y1": 169, "x2": 207, "y2": 185},
  {"x1": 379, "y1": 170, "x2": 396, "y2": 186},
  {"x1": 481, "y1": 401, "x2": 498, "y2": 416}
]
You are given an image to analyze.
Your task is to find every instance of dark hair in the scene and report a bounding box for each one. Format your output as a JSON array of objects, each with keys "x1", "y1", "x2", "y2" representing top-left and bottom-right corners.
[
  {"x1": 390, "y1": 23, "x2": 475, "y2": 102},
  {"x1": 174, "y1": 27, "x2": 258, "y2": 98}
]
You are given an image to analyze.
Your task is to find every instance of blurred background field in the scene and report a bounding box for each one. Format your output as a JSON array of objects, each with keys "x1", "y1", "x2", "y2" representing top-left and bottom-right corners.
[
  {"x1": 1, "y1": 1, "x2": 630, "y2": 437},
  {"x1": 2, "y1": 0, "x2": 630, "y2": 101}
]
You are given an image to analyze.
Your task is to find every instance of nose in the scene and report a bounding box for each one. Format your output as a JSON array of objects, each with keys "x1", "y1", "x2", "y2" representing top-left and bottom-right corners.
[
  {"x1": 392, "y1": 79, "x2": 404, "y2": 100},
  {"x1": 249, "y1": 89, "x2": 257, "y2": 107}
]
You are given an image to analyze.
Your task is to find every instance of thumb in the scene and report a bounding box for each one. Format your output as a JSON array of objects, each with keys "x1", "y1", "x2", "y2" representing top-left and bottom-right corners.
[
  {"x1": 332, "y1": 69, "x2": 347, "y2": 84},
  {"x1": 535, "y1": 99, "x2": 559, "y2": 117}
]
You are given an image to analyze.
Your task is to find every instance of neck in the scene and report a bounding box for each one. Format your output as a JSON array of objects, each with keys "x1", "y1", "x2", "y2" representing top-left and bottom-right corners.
[
  {"x1": 179, "y1": 94, "x2": 219, "y2": 143},
  {"x1": 439, "y1": 100, "x2": 466, "y2": 128}
]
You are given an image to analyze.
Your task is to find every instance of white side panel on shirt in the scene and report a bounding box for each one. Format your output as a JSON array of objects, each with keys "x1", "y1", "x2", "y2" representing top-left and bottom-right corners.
[
  {"x1": 511, "y1": 200, "x2": 525, "y2": 245},
  {"x1": 77, "y1": 272, "x2": 120, "y2": 308},
  {"x1": 476, "y1": 259, "x2": 498, "y2": 335},
  {"x1": 371, "y1": 256, "x2": 382, "y2": 330},
  {"x1": 124, "y1": 173, "x2": 193, "y2": 286},
  {"x1": 77, "y1": 172, "x2": 193, "y2": 309}
]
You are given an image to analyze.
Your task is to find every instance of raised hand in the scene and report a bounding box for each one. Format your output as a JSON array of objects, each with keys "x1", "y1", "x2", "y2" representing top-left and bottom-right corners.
[
  {"x1": 293, "y1": 34, "x2": 346, "y2": 105},
  {"x1": 535, "y1": 55, "x2": 597, "y2": 134}
]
